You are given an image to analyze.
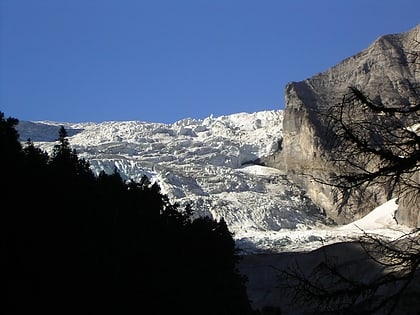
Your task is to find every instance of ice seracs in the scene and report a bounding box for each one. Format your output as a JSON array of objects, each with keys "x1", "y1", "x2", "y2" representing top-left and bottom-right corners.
[{"x1": 17, "y1": 110, "x2": 413, "y2": 253}]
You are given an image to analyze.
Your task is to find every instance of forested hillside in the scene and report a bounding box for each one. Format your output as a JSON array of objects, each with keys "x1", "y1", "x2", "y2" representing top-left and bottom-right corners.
[{"x1": 1, "y1": 111, "x2": 255, "y2": 314}]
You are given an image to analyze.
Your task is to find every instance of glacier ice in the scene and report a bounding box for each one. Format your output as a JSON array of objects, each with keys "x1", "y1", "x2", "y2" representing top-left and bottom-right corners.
[{"x1": 18, "y1": 110, "x2": 412, "y2": 253}]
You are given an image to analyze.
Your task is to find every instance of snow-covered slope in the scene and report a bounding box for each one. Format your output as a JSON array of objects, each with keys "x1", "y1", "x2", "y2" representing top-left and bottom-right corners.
[
  {"x1": 237, "y1": 198, "x2": 412, "y2": 253},
  {"x1": 17, "y1": 110, "x2": 412, "y2": 253}
]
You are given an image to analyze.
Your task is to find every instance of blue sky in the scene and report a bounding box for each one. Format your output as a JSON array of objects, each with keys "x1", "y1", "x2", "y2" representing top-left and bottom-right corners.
[{"x1": 1, "y1": 0, "x2": 419, "y2": 123}]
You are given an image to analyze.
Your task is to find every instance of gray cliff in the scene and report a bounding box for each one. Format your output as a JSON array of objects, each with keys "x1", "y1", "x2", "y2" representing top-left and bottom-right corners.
[{"x1": 264, "y1": 24, "x2": 420, "y2": 226}]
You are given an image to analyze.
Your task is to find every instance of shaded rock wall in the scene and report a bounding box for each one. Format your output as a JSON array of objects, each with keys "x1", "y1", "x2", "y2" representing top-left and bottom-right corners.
[{"x1": 265, "y1": 24, "x2": 420, "y2": 226}]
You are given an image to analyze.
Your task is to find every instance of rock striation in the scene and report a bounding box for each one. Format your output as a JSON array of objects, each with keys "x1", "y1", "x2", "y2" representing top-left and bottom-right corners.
[{"x1": 264, "y1": 24, "x2": 420, "y2": 226}]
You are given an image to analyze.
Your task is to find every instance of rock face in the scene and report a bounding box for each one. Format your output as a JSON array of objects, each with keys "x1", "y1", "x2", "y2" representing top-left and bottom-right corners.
[{"x1": 264, "y1": 24, "x2": 420, "y2": 225}]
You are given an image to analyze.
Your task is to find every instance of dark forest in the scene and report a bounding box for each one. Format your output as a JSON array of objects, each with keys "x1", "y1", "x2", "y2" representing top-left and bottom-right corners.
[{"x1": 1, "y1": 111, "x2": 256, "y2": 315}]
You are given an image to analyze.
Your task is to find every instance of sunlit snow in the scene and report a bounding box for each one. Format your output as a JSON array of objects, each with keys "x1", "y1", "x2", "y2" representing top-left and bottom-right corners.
[
  {"x1": 237, "y1": 198, "x2": 412, "y2": 253},
  {"x1": 18, "y1": 110, "x2": 413, "y2": 253}
]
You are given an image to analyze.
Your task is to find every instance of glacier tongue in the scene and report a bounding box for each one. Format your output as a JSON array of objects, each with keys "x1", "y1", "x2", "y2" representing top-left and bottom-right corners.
[{"x1": 19, "y1": 110, "x2": 334, "y2": 252}]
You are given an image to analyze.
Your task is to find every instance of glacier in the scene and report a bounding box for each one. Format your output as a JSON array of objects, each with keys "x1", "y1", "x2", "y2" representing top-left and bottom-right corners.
[{"x1": 17, "y1": 110, "x2": 412, "y2": 253}]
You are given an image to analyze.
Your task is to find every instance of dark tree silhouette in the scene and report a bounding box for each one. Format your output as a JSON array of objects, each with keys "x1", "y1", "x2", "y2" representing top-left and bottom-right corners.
[
  {"x1": 1, "y1": 113, "x2": 256, "y2": 315},
  {"x1": 0, "y1": 112, "x2": 21, "y2": 162},
  {"x1": 50, "y1": 125, "x2": 93, "y2": 180},
  {"x1": 323, "y1": 85, "x2": 420, "y2": 211}
]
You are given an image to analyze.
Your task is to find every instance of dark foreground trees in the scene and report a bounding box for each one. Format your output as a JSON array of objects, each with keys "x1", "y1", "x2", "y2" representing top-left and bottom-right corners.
[{"x1": 1, "y1": 112, "x2": 255, "y2": 315}]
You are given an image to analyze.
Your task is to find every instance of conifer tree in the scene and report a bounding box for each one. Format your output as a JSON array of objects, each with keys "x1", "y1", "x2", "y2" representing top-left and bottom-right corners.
[{"x1": 1, "y1": 113, "x2": 256, "y2": 315}]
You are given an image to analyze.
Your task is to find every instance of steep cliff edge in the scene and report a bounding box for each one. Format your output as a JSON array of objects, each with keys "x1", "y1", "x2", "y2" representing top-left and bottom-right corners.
[{"x1": 264, "y1": 24, "x2": 420, "y2": 226}]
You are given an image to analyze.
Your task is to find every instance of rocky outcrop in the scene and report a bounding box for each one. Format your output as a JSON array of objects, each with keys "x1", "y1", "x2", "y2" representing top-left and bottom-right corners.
[{"x1": 264, "y1": 24, "x2": 420, "y2": 225}]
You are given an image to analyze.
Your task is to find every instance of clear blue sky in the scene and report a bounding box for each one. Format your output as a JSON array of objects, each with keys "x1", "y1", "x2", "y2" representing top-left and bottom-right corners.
[{"x1": 1, "y1": 0, "x2": 419, "y2": 123}]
